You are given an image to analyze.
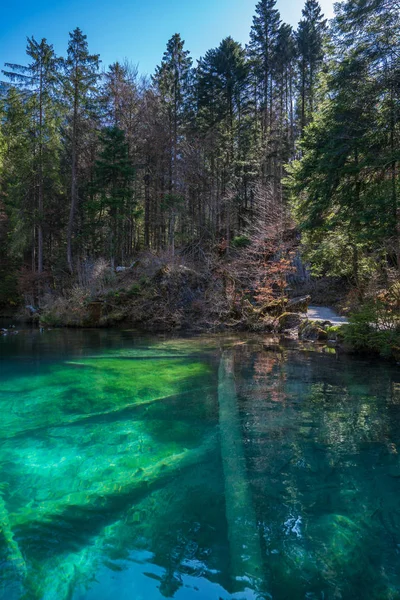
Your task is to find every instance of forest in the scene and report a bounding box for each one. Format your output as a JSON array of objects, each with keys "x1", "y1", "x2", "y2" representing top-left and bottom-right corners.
[{"x1": 0, "y1": 0, "x2": 399, "y2": 353}]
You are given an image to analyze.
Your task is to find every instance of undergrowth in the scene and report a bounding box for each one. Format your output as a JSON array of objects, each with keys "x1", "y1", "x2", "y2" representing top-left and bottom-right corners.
[{"x1": 344, "y1": 289, "x2": 400, "y2": 360}]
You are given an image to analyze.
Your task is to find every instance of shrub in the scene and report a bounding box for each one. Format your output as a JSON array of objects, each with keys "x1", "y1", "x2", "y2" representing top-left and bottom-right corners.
[
  {"x1": 231, "y1": 235, "x2": 251, "y2": 249},
  {"x1": 40, "y1": 287, "x2": 91, "y2": 327},
  {"x1": 127, "y1": 283, "x2": 141, "y2": 297},
  {"x1": 344, "y1": 301, "x2": 400, "y2": 359}
]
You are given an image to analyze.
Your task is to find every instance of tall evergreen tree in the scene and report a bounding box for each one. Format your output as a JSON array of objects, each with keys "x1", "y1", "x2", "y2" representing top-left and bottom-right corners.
[
  {"x1": 289, "y1": 0, "x2": 400, "y2": 282},
  {"x1": 197, "y1": 37, "x2": 250, "y2": 242},
  {"x1": 153, "y1": 34, "x2": 192, "y2": 192},
  {"x1": 2, "y1": 37, "x2": 59, "y2": 273},
  {"x1": 249, "y1": 0, "x2": 280, "y2": 130},
  {"x1": 62, "y1": 27, "x2": 100, "y2": 272},
  {"x1": 153, "y1": 34, "x2": 192, "y2": 252},
  {"x1": 91, "y1": 126, "x2": 136, "y2": 266},
  {"x1": 335, "y1": 0, "x2": 400, "y2": 264},
  {"x1": 249, "y1": 0, "x2": 282, "y2": 192},
  {"x1": 296, "y1": 0, "x2": 327, "y2": 133}
]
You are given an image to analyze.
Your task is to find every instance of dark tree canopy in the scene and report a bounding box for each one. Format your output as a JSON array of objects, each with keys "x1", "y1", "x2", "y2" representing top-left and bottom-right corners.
[{"x1": 0, "y1": 0, "x2": 398, "y2": 307}]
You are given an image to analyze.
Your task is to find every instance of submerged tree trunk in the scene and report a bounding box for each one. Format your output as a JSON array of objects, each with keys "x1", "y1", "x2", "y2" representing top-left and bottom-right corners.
[
  {"x1": 0, "y1": 494, "x2": 27, "y2": 593},
  {"x1": 218, "y1": 351, "x2": 264, "y2": 592},
  {"x1": 12, "y1": 435, "x2": 216, "y2": 530}
]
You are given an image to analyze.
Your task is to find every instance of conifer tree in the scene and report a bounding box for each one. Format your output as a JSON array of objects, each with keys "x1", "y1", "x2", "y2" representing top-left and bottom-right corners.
[
  {"x1": 296, "y1": 0, "x2": 327, "y2": 133},
  {"x1": 2, "y1": 37, "x2": 59, "y2": 273},
  {"x1": 249, "y1": 0, "x2": 280, "y2": 132},
  {"x1": 153, "y1": 34, "x2": 192, "y2": 252},
  {"x1": 153, "y1": 34, "x2": 192, "y2": 192},
  {"x1": 62, "y1": 27, "x2": 100, "y2": 272},
  {"x1": 249, "y1": 0, "x2": 282, "y2": 192},
  {"x1": 196, "y1": 38, "x2": 249, "y2": 242},
  {"x1": 91, "y1": 126, "x2": 136, "y2": 266},
  {"x1": 289, "y1": 0, "x2": 400, "y2": 281}
]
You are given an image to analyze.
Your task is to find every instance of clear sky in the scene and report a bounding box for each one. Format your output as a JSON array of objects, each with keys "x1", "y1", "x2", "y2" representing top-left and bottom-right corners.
[{"x1": 0, "y1": 0, "x2": 335, "y2": 77}]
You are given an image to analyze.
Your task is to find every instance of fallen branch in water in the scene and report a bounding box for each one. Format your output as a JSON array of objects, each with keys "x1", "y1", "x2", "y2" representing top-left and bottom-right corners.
[{"x1": 11, "y1": 433, "x2": 217, "y2": 530}]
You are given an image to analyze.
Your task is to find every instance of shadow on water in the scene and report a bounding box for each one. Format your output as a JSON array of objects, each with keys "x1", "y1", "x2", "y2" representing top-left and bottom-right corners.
[{"x1": 1, "y1": 330, "x2": 400, "y2": 599}]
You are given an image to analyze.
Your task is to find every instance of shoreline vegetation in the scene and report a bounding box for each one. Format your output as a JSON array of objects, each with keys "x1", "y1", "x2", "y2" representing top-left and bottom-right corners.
[
  {"x1": 1, "y1": 251, "x2": 399, "y2": 363},
  {"x1": 0, "y1": 0, "x2": 399, "y2": 361}
]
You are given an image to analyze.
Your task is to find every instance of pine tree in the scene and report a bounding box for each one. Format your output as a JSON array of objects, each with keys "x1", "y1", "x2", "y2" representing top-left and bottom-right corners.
[
  {"x1": 153, "y1": 34, "x2": 192, "y2": 252},
  {"x1": 196, "y1": 38, "x2": 249, "y2": 243},
  {"x1": 91, "y1": 126, "x2": 136, "y2": 266},
  {"x1": 273, "y1": 24, "x2": 297, "y2": 204},
  {"x1": 0, "y1": 88, "x2": 34, "y2": 267},
  {"x1": 249, "y1": 0, "x2": 282, "y2": 194},
  {"x1": 62, "y1": 27, "x2": 100, "y2": 272},
  {"x1": 2, "y1": 37, "x2": 59, "y2": 273},
  {"x1": 335, "y1": 0, "x2": 400, "y2": 266},
  {"x1": 249, "y1": 0, "x2": 280, "y2": 130},
  {"x1": 296, "y1": 0, "x2": 327, "y2": 133},
  {"x1": 153, "y1": 34, "x2": 192, "y2": 192},
  {"x1": 288, "y1": 23, "x2": 397, "y2": 284}
]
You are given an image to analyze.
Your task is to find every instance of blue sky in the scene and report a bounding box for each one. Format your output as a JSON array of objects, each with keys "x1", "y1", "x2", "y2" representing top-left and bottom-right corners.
[{"x1": 1, "y1": 0, "x2": 335, "y2": 77}]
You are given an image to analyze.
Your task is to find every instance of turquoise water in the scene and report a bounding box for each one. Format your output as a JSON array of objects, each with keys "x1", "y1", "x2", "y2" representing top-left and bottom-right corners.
[{"x1": 1, "y1": 329, "x2": 400, "y2": 599}]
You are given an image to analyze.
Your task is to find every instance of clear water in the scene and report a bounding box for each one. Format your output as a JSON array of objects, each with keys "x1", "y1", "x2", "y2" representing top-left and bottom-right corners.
[{"x1": 1, "y1": 329, "x2": 400, "y2": 600}]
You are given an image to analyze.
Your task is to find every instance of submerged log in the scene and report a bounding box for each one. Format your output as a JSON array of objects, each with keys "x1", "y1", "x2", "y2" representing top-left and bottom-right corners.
[
  {"x1": 0, "y1": 390, "x2": 182, "y2": 441},
  {"x1": 218, "y1": 352, "x2": 264, "y2": 592},
  {"x1": 0, "y1": 493, "x2": 27, "y2": 592},
  {"x1": 11, "y1": 434, "x2": 216, "y2": 530}
]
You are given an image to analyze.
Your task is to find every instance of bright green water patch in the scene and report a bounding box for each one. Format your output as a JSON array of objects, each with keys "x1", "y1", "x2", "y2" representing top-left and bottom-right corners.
[{"x1": 1, "y1": 330, "x2": 400, "y2": 599}]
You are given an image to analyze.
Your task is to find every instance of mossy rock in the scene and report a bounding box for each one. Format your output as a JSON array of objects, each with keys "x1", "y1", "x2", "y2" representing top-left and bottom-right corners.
[
  {"x1": 299, "y1": 320, "x2": 328, "y2": 341},
  {"x1": 326, "y1": 325, "x2": 345, "y2": 342},
  {"x1": 286, "y1": 295, "x2": 311, "y2": 313},
  {"x1": 276, "y1": 312, "x2": 303, "y2": 332},
  {"x1": 259, "y1": 298, "x2": 288, "y2": 317}
]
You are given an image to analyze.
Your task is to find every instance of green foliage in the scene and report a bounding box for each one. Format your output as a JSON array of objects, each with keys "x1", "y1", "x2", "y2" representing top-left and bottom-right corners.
[
  {"x1": 288, "y1": 0, "x2": 400, "y2": 282},
  {"x1": 249, "y1": 0, "x2": 280, "y2": 110},
  {"x1": 153, "y1": 33, "x2": 192, "y2": 110},
  {"x1": 89, "y1": 126, "x2": 136, "y2": 264},
  {"x1": 160, "y1": 192, "x2": 184, "y2": 212},
  {"x1": 62, "y1": 27, "x2": 100, "y2": 103},
  {"x1": 1, "y1": 0, "x2": 397, "y2": 334},
  {"x1": 231, "y1": 235, "x2": 251, "y2": 249},
  {"x1": 299, "y1": 230, "x2": 379, "y2": 281},
  {"x1": 127, "y1": 282, "x2": 142, "y2": 296},
  {"x1": 0, "y1": 271, "x2": 19, "y2": 308},
  {"x1": 344, "y1": 302, "x2": 400, "y2": 359},
  {"x1": 296, "y1": 0, "x2": 328, "y2": 131},
  {"x1": 2, "y1": 38, "x2": 63, "y2": 273}
]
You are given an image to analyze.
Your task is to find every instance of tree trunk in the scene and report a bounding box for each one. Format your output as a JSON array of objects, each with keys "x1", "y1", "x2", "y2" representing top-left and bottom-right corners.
[
  {"x1": 144, "y1": 163, "x2": 150, "y2": 248},
  {"x1": 300, "y1": 59, "x2": 306, "y2": 134},
  {"x1": 37, "y1": 62, "x2": 44, "y2": 274},
  {"x1": 218, "y1": 351, "x2": 264, "y2": 592},
  {"x1": 390, "y1": 85, "x2": 399, "y2": 271},
  {"x1": 67, "y1": 88, "x2": 79, "y2": 273}
]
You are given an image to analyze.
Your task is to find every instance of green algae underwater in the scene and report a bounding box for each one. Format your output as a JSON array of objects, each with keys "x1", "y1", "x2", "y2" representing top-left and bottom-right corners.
[{"x1": 1, "y1": 329, "x2": 400, "y2": 600}]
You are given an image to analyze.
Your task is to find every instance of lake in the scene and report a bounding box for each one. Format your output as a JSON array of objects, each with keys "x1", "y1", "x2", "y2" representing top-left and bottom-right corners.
[{"x1": 0, "y1": 328, "x2": 400, "y2": 599}]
